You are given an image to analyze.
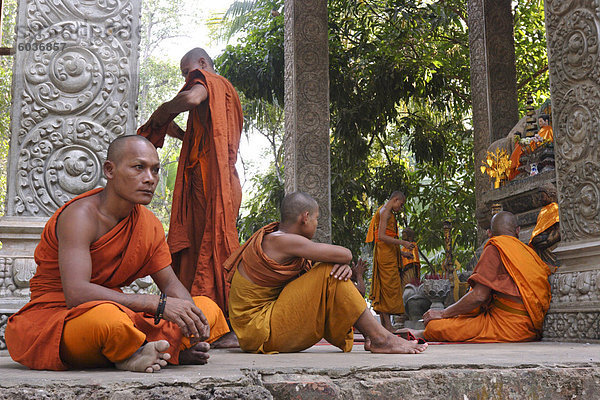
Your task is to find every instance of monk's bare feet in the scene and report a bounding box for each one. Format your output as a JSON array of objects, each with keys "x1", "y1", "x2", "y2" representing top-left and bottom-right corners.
[
  {"x1": 115, "y1": 340, "x2": 171, "y2": 373},
  {"x1": 179, "y1": 342, "x2": 210, "y2": 365},
  {"x1": 368, "y1": 334, "x2": 427, "y2": 354},
  {"x1": 210, "y1": 331, "x2": 239, "y2": 349},
  {"x1": 364, "y1": 337, "x2": 371, "y2": 351},
  {"x1": 397, "y1": 327, "x2": 426, "y2": 340}
]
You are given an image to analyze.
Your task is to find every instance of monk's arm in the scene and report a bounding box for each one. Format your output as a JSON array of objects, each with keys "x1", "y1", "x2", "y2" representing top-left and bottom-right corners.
[
  {"x1": 377, "y1": 208, "x2": 414, "y2": 249},
  {"x1": 423, "y1": 283, "x2": 491, "y2": 325}
]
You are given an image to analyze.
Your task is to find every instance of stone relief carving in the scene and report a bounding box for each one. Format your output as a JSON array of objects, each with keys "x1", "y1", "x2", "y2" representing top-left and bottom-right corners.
[
  {"x1": 544, "y1": 312, "x2": 600, "y2": 340},
  {"x1": 8, "y1": 0, "x2": 138, "y2": 217},
  {"x1": 0, "y1": 258, "x2": 15, "y2": 297},
  {"x1": 0, "y1": 314, "x2": 8, "y2": 350},
  {"x1": 549, "y1": 270, "x2": 600, "y2": 304}
]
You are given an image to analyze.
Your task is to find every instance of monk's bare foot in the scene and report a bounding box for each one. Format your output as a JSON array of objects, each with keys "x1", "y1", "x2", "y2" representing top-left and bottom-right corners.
[
  {"x1": 115, "y1": 340, "x2": 171, "y2": 373},
  {"x1": 364, "y1": 338, "x2": 371, "y2": 351},
  {"x1": 368, "y1": 334, "x2": 428, "y2": 354},
  {"x1": 397, "y1": 328, "x2": 425, "y2": 340},
  {"x1": 179, "y1": 342, "x2": 210, "y2": 365},
  {"x1": 210, "y1": 331, "x2": 239, "y2": 349}
]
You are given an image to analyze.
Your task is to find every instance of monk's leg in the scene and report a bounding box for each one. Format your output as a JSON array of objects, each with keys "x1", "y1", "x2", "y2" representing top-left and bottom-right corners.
[
  {"x1": 262, "y1": 263, "x2": 366, "y2": 353},
  {"x1": 355, "y1": 310, "x2": 427, "y2": 354},
  {"x1": 60, "y1": 303, "x2": 170, "y2": 372},
  {"x1": 378, "y1": 312, "x2": 393, "y2": 332}
]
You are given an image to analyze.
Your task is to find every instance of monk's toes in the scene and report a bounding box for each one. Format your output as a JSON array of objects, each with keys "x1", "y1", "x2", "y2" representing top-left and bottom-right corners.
[
  {"x1": 158, "y1": 358, "x2": 168, "y2": 367},
  {"x1": 145, "y1": 366, "x2": 154, "y2": 373},
  {"x1": 195, "y1": 342, "x2": 210, "y2": 352},
  {"x1": 160, "y1": 352, "x2": 171, "y2": 361},
  {"x1": 155, "y1": 340, "x2": 170, "y2": 352}
]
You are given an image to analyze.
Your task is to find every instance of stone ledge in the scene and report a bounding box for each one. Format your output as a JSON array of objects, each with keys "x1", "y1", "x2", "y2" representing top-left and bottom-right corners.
[{"x1": 0, "y1": 342, "x2": 598, "y2": 399}]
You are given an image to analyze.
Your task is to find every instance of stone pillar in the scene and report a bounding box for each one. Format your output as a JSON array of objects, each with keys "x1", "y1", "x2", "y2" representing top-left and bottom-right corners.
[
  {"x1": 468, "y1": 0, "x2": 519, "y2": 240},
  {"x1": 283, "y1": 0, "x2": 331, "y2": 243},
  {"x1": 0, "y1": 0, "x2": 141, "y2": 349},
  {"x1": 542, "y1": 0, "x2": 600, "y2": 342}
]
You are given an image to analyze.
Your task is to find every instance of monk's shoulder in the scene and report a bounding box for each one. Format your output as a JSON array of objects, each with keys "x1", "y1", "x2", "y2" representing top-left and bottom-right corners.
[{"x1": 55, "y1": 195, "x2": 101, "y2": 240}]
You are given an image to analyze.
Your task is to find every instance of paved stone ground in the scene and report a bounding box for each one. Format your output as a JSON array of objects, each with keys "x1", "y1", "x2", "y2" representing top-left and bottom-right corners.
[{"x1": 1, "y1": 342, "x2": 599, "y2": 399}]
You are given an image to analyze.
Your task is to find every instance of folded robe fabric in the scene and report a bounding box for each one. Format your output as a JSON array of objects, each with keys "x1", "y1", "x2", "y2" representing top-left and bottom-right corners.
[
  {"x1": 138, "y1": 68, "x2": 243, "y2": 313},
  {"x1": 424, "y1": 235, "x2": 551, "y2": 342},
  {"x1": 6, "y1": 188, "x2": 180, "y2": 370},
  {"x1": 365, "y1": 207, "x2": 405, "y2": 314}
]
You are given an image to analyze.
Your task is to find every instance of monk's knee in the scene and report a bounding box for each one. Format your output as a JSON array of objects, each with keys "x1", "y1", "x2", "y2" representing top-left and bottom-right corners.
[
  {"x1": 192, "y1": 296, "x2": 224, "y2": 325},
  {"x1": 73, "y1": 303, "x2": 134, "y2": 335}
]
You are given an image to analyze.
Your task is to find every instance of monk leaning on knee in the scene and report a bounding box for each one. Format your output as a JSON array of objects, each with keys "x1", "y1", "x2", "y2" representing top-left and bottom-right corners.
[
  {"x1": 409, "y1": 211, "x2": 552, "y2": 343},
  {"x1": 224, "y1": 191, "x2": 428, "y2": 355},
  {"x1": 5, "y1": 135, "x2": 235, "y2": 373}
]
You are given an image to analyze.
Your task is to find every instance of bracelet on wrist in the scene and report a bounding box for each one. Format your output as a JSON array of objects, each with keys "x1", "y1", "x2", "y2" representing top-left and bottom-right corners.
[{"x1": 154, "y1": 292, "x2": 167, "y2": 325}]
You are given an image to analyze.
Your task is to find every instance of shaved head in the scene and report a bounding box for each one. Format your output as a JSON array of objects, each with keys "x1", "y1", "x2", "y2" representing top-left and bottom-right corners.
[
  {"x1": 181, "y1": 47, "x2": 214, "y2": 69},
  {"x1": 390, "y1": 191, "x2": 405, "y2": 201},
  {"x1": 490, "y1": 211, "x2": 519, "y2": 237},
  {"x1": 280, "y1": 191, "x2": 318, "y2": 224},
  {"x1": 106, "y1": 135, "x2": 155, "y2": 164}
]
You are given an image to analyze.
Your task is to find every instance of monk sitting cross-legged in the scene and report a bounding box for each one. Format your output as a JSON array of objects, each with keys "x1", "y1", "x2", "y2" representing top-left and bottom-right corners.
[
  {"x1": 224, "y1": 191, "x2": 428, "y2": 354},
  {"x1": 5, "y1": 135, "x2": 235, "y2": 373},
  {"x1": 406, "y1": 211, "x2": 552, "y2": 343}
]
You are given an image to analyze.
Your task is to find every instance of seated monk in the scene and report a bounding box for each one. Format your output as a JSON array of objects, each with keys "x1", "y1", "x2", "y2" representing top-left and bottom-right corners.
[
  {"x1": 5, "y1": 135, "x2": 236, "y2": 372},
  {"x1": 407, "y1": 211, "x2": 551, "y2": 342},
  {"x1": 529, "y1": 184, "x2": 560, "y2": 268},
  {"x1": 224, "y1": 191, "x2": 428, "y2": 354}
]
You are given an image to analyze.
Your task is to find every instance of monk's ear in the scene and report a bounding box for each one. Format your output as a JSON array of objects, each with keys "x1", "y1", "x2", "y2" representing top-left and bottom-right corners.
[
  {"x1": 103, "y1": 160, "x2": 116, "y2": 179},
  {"x1": 300, "y1": 211, "x2": 309, "y2": 225}
]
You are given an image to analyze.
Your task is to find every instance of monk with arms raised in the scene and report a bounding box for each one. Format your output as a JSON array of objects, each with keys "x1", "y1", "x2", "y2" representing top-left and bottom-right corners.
[
  {"x1": 366, "y1": 191, "x2": 415, "y2": 332},
  {"x1": 225, "y1": 192, "x2": 427, "y2": 354},
  {"x1": 138, "y1": 48, "x2": 242, "y2": 314},
  {"x1": 409, "y1": 211, "x2": 551, "y2": 342},
  {"x1": 6, "y1": 136, "x2": 233, "y2": 372}
]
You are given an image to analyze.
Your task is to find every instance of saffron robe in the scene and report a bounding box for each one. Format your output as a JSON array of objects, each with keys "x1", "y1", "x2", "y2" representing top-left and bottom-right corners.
[
  {"x1": 366, "y1": 207, "x2": 405, "y2": 314},
  {"x1": 5, "y1": 188, "x2": 227, "y2": 370},
  {"x1": 138, "y1": 69, "x2": 243, "y2": 313},
  {"x1": 424, "y1": 235, "x2": 551, "y2": 342},
  {"x1": 508, "y1": 126, "x2": 553, "y2": 180},
  {"x1": 529, "y1": 202, "x2": 559, "y2": 245},
  {"x1": 224, "y1": 223, "x2": 366, "y2": 353}
]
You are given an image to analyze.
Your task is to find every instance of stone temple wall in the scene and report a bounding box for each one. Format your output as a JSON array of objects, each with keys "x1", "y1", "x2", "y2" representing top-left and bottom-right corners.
[
  {"x1": 542, "y1": 0, "x2": 600, "y2": 342},
  {"x1": 0, "y1": 0, "x2": 142, "y2": 350}
]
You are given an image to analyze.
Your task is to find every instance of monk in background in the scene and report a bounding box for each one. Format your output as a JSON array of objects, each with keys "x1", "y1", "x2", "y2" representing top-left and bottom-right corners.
[
  {"x1": 529, "y1": 184, "x2": 560, "y2": 268},
  {"x1": 225, "y1": 192, "x2": 428, "y2": 355},
  {"x1": 365, "y1": 191, "x2": 415, "y2": 331},
  {"x1": 408, "y1": 211, "x2": 552, "y2": 343},
  {"x1": 138, "y1": 48, "x2": 242, "y2": 314},
  {"x1": 6, "y1": 136, "x2": 233, "y2": 372}
]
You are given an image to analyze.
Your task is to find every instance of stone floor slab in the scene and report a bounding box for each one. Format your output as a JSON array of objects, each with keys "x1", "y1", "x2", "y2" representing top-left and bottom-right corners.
[{"x1": 1, "y1": 342, "x2": 599, "y2": 399}]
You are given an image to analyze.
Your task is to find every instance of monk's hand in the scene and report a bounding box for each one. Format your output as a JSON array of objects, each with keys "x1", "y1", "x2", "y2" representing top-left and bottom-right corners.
[
  {"x1": 163, "y1": 297, "x2": 210, "y2": 341},
  {"x1": 330, "y1": 264, "x2": 352, "y2": 281},
  {"x1": 423, "y1": 309, "x2": 444, "y2": 326},
  {"x1": 400, "y1": 240, "x2": 415, "y2": 250},
  {"x1": 166, "y1": 121, "x2": 185, "y2": 140},
  {"x1": 401, "y1": 251, "x2": 413, "y2": 259}
]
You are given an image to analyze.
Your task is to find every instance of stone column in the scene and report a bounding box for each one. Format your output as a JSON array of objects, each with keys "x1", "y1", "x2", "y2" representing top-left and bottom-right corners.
[
  {"x1": 542, "y1": 0, "x2": 600, "y2": 342},
  {"x1": 0, "y1": 0, "x2": 141, "y2": 349},
  {"x1": 468, "y1": 0, "x2": 519, "y2": 240},
  {"x1": 283, "y1": 0, "x2": 331, "y2": 243}
]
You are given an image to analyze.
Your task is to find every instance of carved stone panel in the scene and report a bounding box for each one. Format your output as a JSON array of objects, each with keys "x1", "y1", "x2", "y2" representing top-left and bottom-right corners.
[
  {"x1": 283, "y1": 0, "x2": 331, "y2": 243},
  {"x1": 6, "y1": 0, "x2": 141, "y2": 217}
]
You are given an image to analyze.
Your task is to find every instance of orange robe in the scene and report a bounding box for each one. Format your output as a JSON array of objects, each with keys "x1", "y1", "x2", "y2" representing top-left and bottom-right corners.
[
  {"x1": 5, "y1": 188, "x2": 228, "y2": 370},
  {"x1": 138, "y1": 69, "x2": 243, "y2": 313},
  {"x1": 529, "y1": 202, "x2": 559, "y2": 245},
  {"x1": 424, "y1": 235, "x2": 551, "y2": 342},
  {"x1": 224, "y1": 223, "x2": 366, "y2": 353},
  {"x1": 366, "y1": 207, "x2": 405, "y2": 314},
  {"x1": 401, "y1": 242, "x2": 421, "y2": 285}
]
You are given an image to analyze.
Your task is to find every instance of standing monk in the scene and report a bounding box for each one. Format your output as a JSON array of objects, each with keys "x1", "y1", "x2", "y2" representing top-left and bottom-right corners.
[
  {"x1": 5, "y1": 136, "x2": 233, "y2": 372},
  {"x1": 138, "y1": 48, "x2": 243, "y2": 313},
  {"x1": 365, "y1": 191, "x2": 415, "y2": 332}
]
